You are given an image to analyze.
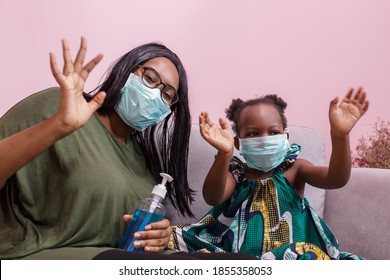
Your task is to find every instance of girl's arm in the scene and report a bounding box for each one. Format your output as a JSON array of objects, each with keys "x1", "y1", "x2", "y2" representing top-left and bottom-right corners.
[
  {"x1": 203, "y1": 150, "x2": 237, "y2": 205},
  {"x1": 297, "y1": 88, "x2": 369, "y2": 189},
  {"x1": 199, "y1": 112, "x2": 237, "y2": 206},
  {"x1": 0, "y1": 37, "x2": 105, "y2": 188}
]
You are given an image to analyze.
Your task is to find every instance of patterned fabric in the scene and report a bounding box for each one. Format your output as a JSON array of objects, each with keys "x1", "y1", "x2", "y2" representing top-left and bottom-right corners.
[{"x1": 168, "y1": 144, "x2": 362, "y2": 260}]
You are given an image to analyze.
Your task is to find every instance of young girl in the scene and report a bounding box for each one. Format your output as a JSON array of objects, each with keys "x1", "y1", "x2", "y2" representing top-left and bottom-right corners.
[{"x1": 168, "y1": 88, "x2": 369, "y2": 260}]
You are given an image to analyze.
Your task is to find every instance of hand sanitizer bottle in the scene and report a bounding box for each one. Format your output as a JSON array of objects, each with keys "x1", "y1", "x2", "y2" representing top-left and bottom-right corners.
[{"x1": 119, "y1": 173, "x2": 173, "y2": 252}]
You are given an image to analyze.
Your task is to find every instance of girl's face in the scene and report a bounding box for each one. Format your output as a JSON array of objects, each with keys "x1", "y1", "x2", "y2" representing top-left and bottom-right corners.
[{"x1": 238, "y1": 104, "x2": 285, "y2": 139}]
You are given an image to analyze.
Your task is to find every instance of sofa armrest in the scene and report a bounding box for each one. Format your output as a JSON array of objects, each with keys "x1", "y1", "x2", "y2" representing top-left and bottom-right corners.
[{"x1": 323, "y1": 168, "x2": 390, "y2": 260}]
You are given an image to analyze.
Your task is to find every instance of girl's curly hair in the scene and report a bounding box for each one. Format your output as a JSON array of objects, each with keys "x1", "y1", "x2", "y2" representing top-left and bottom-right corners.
[{"x1": 225, "y1": 94, "x2": 288, "y2": 135}]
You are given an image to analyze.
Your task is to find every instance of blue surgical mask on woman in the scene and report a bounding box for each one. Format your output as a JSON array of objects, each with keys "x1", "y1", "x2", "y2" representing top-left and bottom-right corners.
[
  {"x1": 115, "y1": 73, "x2": 171, "y2": 131},
  {"x1": 239, "y1": 134, "x2": 290, "y2": 172}
]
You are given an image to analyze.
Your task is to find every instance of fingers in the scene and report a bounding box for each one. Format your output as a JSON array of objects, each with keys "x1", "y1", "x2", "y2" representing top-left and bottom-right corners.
[
  {"x1": 204, "y1": 111, "x2": 213, "y2": 125},
  {"x1": 337, "y1": 87, "x2": 369, "y2": 107},
  {"x1": 74, "y1": 37, "x2": 87, "y2": 73},
  {"x1": 354, "y1": 88, "x2": 369, "y2": 116},
  {"x1": 145, "y1": 218, "x2": 170, "y2": 231},
  {"x1": 199, "y1": 112, "x2": 212, "y2": 138},
  {"x1": 89, "y1": 91, "x2": 106, "y2": 112},
  {"x1": 133, "y1": 219, "x2": 171, "y2": 253},
  {"x1": 347, "y1": 87, "x2": 369, "y2": 115},
  {"x1": 199, "y1": 111, "x2": 213, "y2": 125},
  {"x1": 80, "y1": 53, "x2": 103, "y2": 81},
  {"x1": 332, "y1": 87, "x2": 369, "y2": 121},
  {"x1": 329, "y1": 96, "x2": 339, "y2": 111},
  {"x1": 62, "y1": 39, "x2": 74, "y2": 76},
  {"x1": 219, "y1": 118, "x2": 229, "y2": 130},
  {"x1": 133, "y1": 231, "x2": 168, "y2": 241},
  {"x1": 351, "y1": 87, "x2": 364, "y2": 105},
  {"x1": 133, "y1": 239, "x2": 167, "y2": 253},
  {"x1": 361, "y1": 100, "x2": 369, "y2": 115},
  {"x1": 199, "y1": 111, "x2": 207, "y2": 124},
  {"x1": 53, "y1": 37, "x2": 103, "y2": 81},
  {"x1": 342, "y1": 87, "x2": 365, "y2": 104},
  {"x1": 132, "y1": 219, "x2": 170, "y2": 239},
  {"x1": 123, "y1": 214, "x2": 133, "y2": 223},
  {"x1": 341, "y1": 88, "x2": 354, "y2": 103},
  {"x1": 200, "y1": 112, "x2": 229, "y2": 130},
  {"x1": 199, "y1": 112, "x2": 206, "y2": 125},
  {"x1": 357, "y1": 90, "x2": 366, "y2": 104},
  {"x1": 49, "y1": 52, "x2": 65, "y2": 84}
]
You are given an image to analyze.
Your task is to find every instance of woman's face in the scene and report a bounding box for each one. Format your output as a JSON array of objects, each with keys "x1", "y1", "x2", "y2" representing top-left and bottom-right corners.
[{"x1": 134, "y1": 57, "x2": 180, "y2": 102}]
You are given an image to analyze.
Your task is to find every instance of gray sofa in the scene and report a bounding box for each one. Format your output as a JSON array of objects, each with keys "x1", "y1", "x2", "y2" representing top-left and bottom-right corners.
[{"x1": 165, "y1": 124, "x2": 390, "y2": 260}]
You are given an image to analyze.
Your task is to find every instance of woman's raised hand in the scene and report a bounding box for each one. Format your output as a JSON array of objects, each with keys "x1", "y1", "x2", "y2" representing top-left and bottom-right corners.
[
  {"x1": 329, "y1": 87, "x2": 369, "y2": 136},
  {"x1": 199, "y1": 111, "x2": 234, "y2": 154},
  {"x1": 50, "y1": 37, "x2": 106, "y2": 135}
]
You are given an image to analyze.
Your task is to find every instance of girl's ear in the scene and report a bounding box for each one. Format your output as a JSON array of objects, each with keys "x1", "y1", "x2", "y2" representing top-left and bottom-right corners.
[{"x1": 234, "y1": 136, "x2": 240, "y2": 150}]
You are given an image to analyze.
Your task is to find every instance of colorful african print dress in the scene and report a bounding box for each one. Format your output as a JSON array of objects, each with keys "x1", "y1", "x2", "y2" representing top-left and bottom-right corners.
[{"x1": 168, "y1": 144, "x2": 362, "y2": 260}]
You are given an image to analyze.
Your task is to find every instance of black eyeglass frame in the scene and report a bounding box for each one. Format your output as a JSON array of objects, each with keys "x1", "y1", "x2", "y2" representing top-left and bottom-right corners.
[{"x1": 137, "y1": 66, "x2": 179, "y2": 106}]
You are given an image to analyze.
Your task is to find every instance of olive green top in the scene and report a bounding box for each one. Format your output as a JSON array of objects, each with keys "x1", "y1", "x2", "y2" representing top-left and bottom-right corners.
[{"x1": 0, "y1": 88, "x2": 155, "y2": 259}]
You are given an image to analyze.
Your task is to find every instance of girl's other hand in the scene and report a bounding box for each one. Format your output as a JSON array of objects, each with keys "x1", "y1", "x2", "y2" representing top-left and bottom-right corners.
[{"x1": 329, "y1": 87, "x2": 369, "y2": 136}]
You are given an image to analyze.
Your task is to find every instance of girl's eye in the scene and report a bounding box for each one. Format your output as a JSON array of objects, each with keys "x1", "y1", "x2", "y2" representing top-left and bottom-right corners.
[
  {"x1": 270, "y1": 130, "x2": 281, "y2": 135},
  {"x1": 247, "y1": 132, "x2": 258, "y2": 137}
]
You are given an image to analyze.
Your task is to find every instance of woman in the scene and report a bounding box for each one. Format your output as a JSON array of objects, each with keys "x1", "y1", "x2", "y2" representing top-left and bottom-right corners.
[{"x1": 0, "y1": 37, "x2": 193, "y2": 259}]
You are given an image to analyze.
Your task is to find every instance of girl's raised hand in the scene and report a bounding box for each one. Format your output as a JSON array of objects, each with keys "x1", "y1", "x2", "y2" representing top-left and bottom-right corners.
[
  {"x1": 329, "y1": 87, "x2": 369, "y2": 136},
  {"x1": 50, "y1": 37, "x2": 106, "y2": 135},
  {"x1": 199, "y1": 111, "x2": 234, "y2": 154}
]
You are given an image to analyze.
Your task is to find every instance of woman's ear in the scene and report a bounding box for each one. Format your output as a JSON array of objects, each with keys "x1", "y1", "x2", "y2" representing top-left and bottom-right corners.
[{"x1": 234, "y1": 136, "x2": 240, "y2": 150}]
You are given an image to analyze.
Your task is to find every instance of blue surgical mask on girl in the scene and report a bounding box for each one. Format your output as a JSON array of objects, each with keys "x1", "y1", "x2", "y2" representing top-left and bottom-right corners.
[
  {"x1": 115, "y1": 73, "x2": 171, "y2": 131},
  {"x1": 239, "y1": 134, "x2": 290, "y2": 172}
]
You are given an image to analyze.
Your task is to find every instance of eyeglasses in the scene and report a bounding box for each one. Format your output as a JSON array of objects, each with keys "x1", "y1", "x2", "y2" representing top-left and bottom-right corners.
[{"x1": 138, "y1": 66, "x2": 179, "y2": 106}]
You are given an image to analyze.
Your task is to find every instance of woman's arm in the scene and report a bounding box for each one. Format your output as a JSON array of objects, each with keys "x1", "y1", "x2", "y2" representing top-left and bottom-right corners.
[{"x1": 0, "y1": 37, "x2": 105, "y2": 188}]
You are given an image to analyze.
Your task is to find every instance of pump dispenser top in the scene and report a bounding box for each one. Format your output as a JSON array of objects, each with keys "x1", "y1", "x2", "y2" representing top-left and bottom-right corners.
[
  {"x1": 151, "y1": 173, "x2": 173, "y2": 200},
  {"x1": 149, "y1": 173, "x2": 173, "y2": 213}
]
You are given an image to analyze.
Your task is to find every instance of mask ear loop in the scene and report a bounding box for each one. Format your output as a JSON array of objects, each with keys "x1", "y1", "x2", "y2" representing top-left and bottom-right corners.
[{"x1": 284, "y1": 127, "x2": 290, "y2": 141}]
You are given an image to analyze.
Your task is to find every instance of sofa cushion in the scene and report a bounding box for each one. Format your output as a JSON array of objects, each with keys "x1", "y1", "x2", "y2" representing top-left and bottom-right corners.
[
  {"x1": 166, "y1": 124, "x2": 326, "y2": 225},
  {"x1": 324, "y1": 168, "x2": 390, "y2": 260},
  {"x1": 288, "y1": 125, "x2": 326, "y2": 219}
]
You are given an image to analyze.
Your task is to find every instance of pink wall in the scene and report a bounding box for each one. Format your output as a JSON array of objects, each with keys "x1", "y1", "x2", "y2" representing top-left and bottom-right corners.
[{"x1": 1, "y1": 0, "x2": 389, "y2": 162}]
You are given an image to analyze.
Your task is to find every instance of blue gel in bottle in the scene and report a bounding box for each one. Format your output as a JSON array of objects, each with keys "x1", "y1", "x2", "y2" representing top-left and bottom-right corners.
[{"x1": 119, "y1": 173, "x2": 173, "y2": 252}]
